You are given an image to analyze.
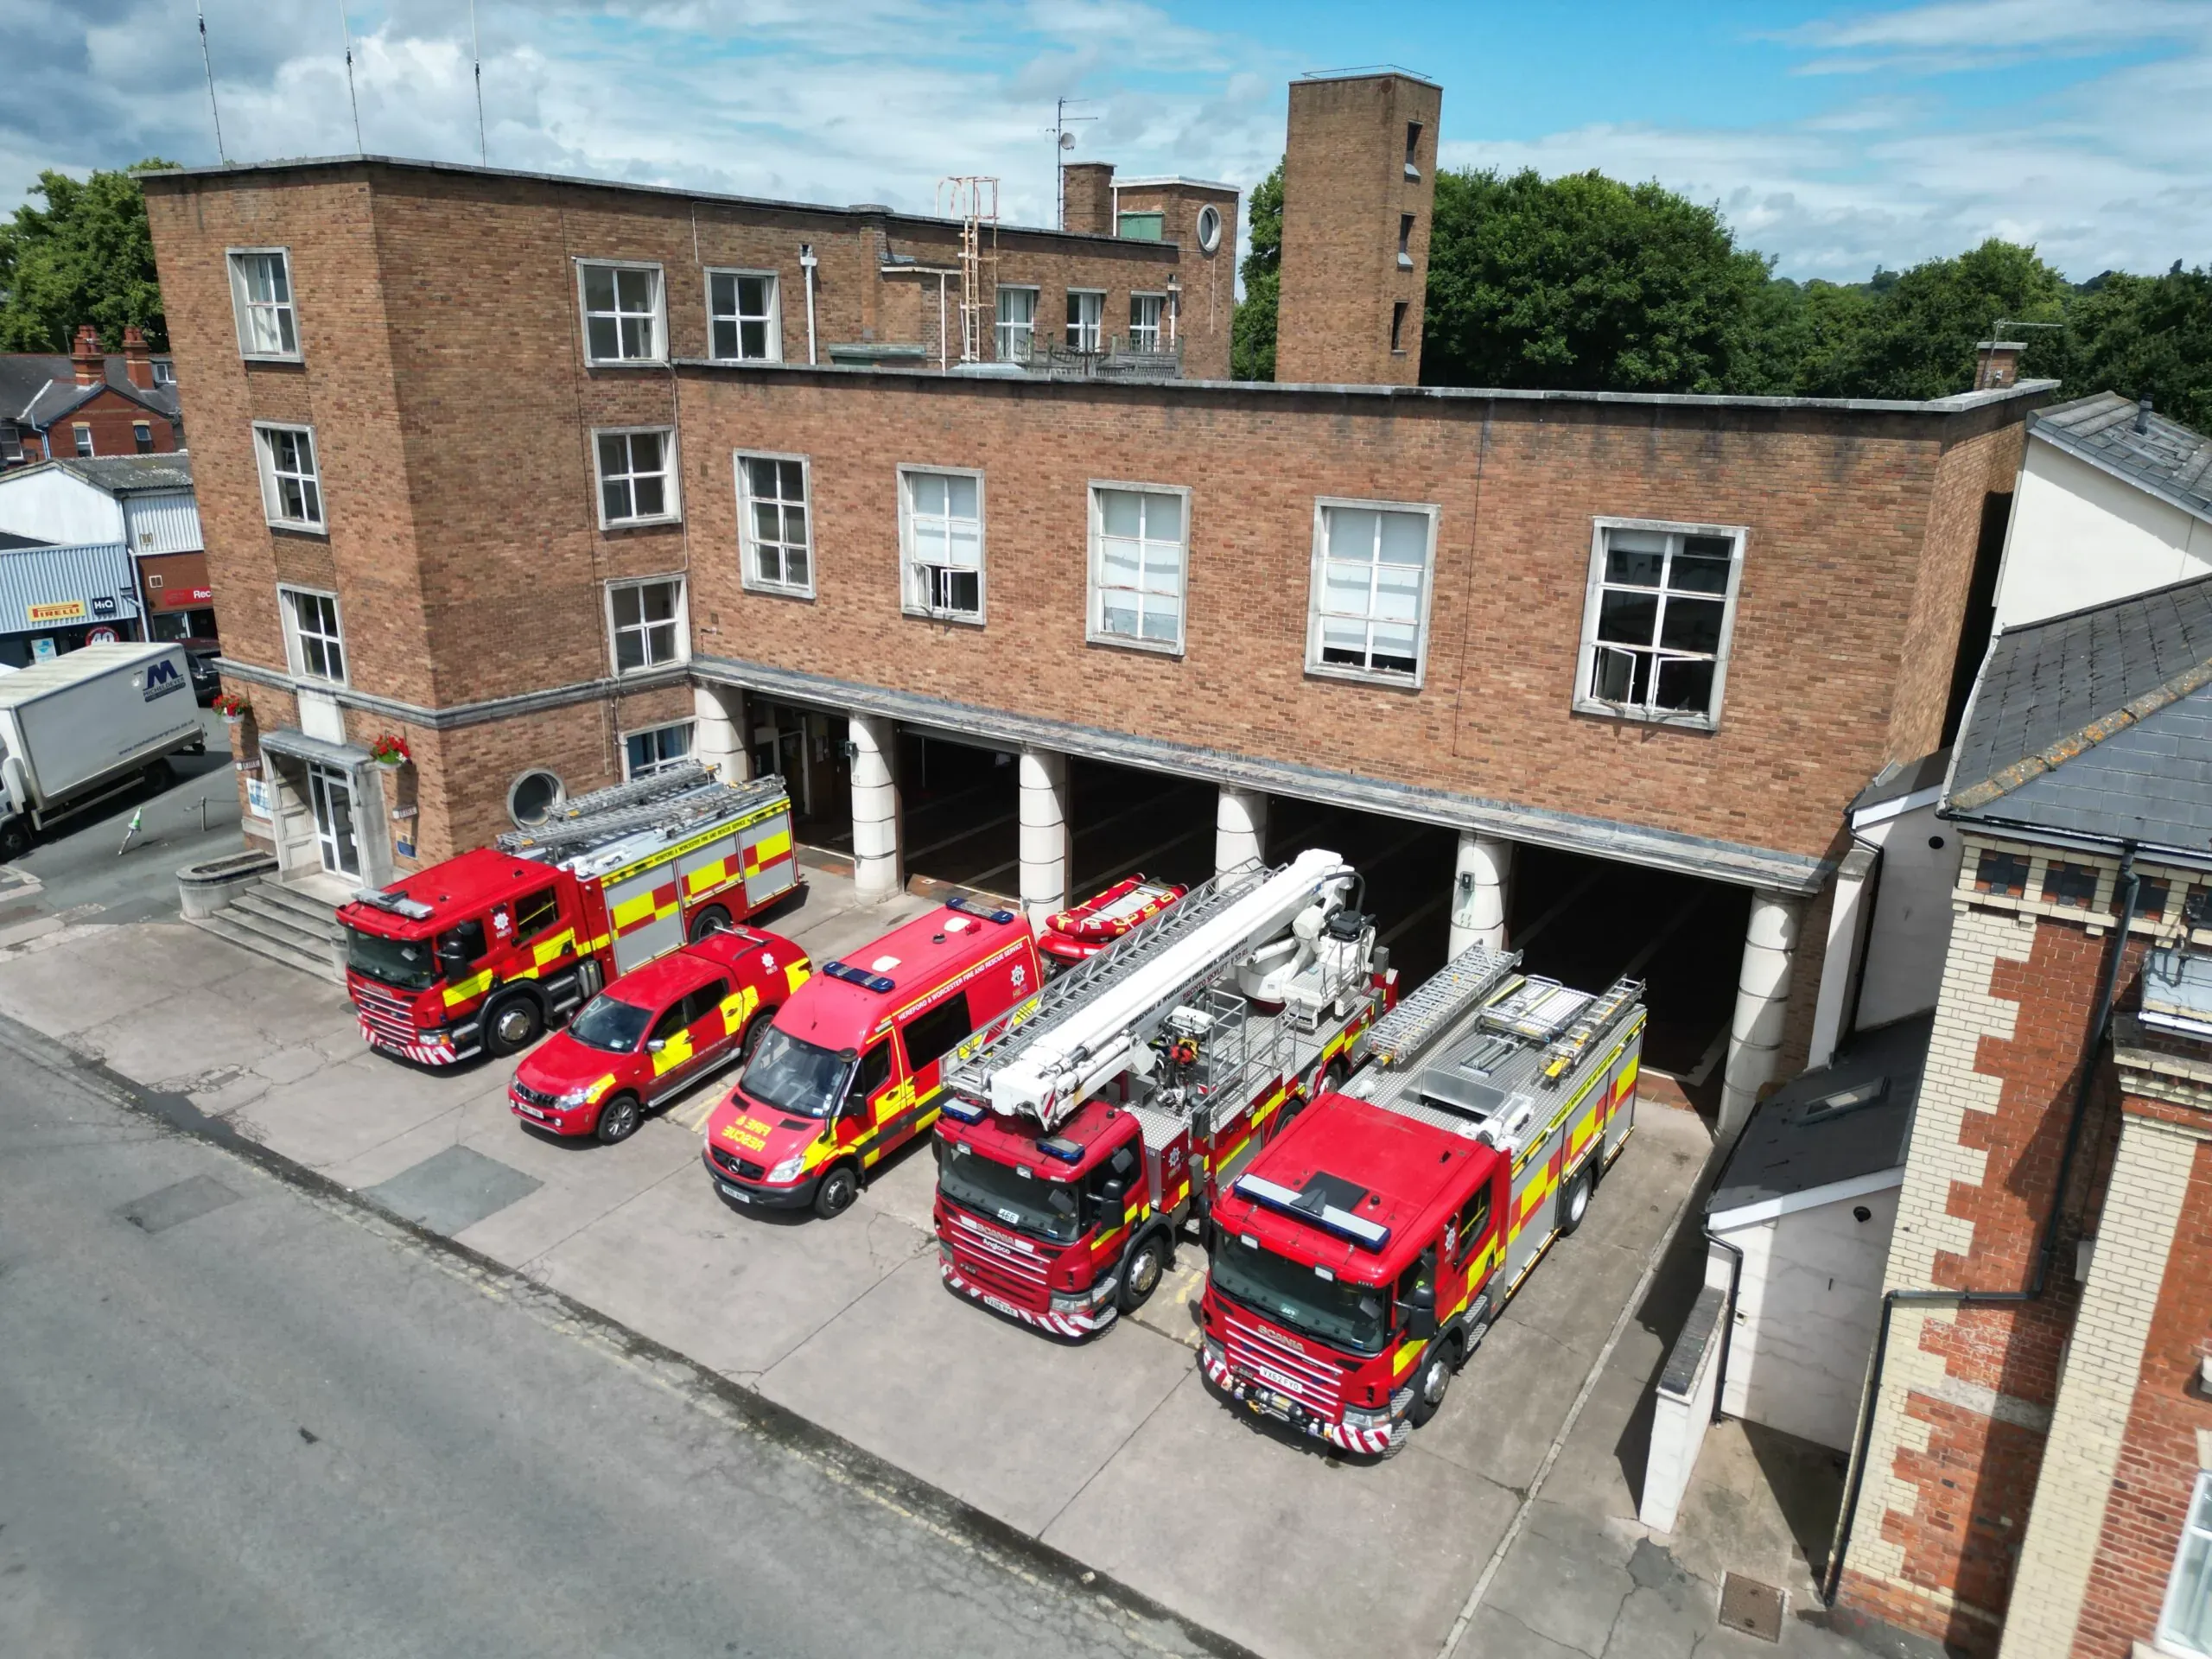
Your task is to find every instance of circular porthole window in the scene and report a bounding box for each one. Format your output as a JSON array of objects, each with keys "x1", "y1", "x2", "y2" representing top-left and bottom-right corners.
[
  {"x1": 507, "y1": 768, "x2": 566, "y2": 830},
  {"x1": 1196, "y1": 204, "x2": 1223, "y2": 254}
]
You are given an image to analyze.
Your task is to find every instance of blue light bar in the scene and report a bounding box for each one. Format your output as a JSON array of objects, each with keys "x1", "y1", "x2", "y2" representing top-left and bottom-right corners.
[
  {"x1": 946, "y1": 894, "x2": 1018, "y2": 925},
  {"x1": 1037, "y1": 1135, "x2": 1084, "y2": 1163},
  {"x1": 938, "y1": 1096, "x2": 985, "y2": 1123},
  {"x1": 823, "y1": 960, "x2": 896, "y2": 994},
  {"x1": 1231, "y1": 1173, "x2": 1392, "y2": 1253}
]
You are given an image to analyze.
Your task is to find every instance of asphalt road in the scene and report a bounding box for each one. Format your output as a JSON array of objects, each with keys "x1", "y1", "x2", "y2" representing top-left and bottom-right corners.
[
  {"x1": 14, "y1": 705, "x2": 242, "y2": 926},
  {"x1": 0, "y1": 1016, "x2": 1225, "y2": 1659}
]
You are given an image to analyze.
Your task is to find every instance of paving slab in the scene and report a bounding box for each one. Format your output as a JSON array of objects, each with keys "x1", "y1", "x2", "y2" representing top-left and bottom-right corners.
[
  {"x1": 1418, "y1": 1316, "x2": 1588, "y2": 1491},
  {"x1": 233, "y1": 1047, "x2": 480, "y2": 1172},
  {"x1": 1488, "y1": 1497, "x2": 1638, "y2": 1655},
  {"x1": 363, "y1": 1144, "x2": 543, "y2": 1236},
  {"x1": 761, "y1": 1251, "x2": 1195, "y2": 1536},
  {"x1": 454, "y1": 1116, "x2": 701, "y2": 1267},
  {"x1": 0, "y1": 921, "x2": 209, "y2": 1036},
  {"x1": 1043, "y1": 1370, "x2": 1520, "y2": 1659}
]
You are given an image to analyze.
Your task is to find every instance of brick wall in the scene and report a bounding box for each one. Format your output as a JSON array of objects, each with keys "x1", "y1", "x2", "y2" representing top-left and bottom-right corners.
[
  {"x1": 1276, "y1": 73, "x2": 1440, "y2": 387},
  {"x1": 1061, "y1": 164, "x2": 1115, "y2": 237},
  {"x1": 1110, "y1": 181, "x2": 1241, "y2": 380},
  {"x1": 35, "y1": 385, "x2": 180, "y2": 462}
]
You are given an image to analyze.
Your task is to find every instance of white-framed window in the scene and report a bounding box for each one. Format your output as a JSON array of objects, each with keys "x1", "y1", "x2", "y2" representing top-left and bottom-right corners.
[
  {"x1": 1130, "y1": 293, "x2": 1165, "y2": 352},
  {"x1": 577, "y1": 260, "x2": 664, "y2": 365},
  {"x1": 1574, "y1": 518, "x2": 1748, "y2": 730},
  {"x1": 252, "y1": 423, "x2": 324, "y2": 531},
  {"x1": 150, "y1": 359, "x2": 176, "y2": 387},
  {"x1": 279, "y1": 585, "x2": 346, "y2": 683},
  {"x1": 72, "y1": 424, "x2": 93, "y2": 458},
  {"x1": 735, "y1": 453, "x2": 813, "y2": 596},
  {"x1": 1306, "y1": 499, "x2": 1438, "y2": 686},
  {"x1": 226, "y1": 248, "x2": 300, "y2": 359},
  {"x1": 623, "y1": 720, "x2": 695, "y2": 779},
  {"x1": 1196, "y1": 204, "x2": 1223, "y2": 253},
  {"x1": 133, "y1": 422, "x2": 154, "y2": 454},
  {"x1": 708, "y1": 269, "x2": 780, "y2": 361},
  {"x1": 1066, "y1": 289, "x2": 1104, "y2": 353},
  {"x1": 607, "y1": 575, "x2": 687, "y2": 674},
  {"x1": 899, "y1": 467, "x2": 983, "y2": 623},
  {"x1": 593, "y1": 428, "x2": 679, "y2": 528},
  {"x1": 1088, "y1": 482, "x2": 1188, "y2": 654},
  {"x1": 995, "y1": 285, "x2": 1038, "y2": 363},
  {"x1": 2161, "y1": 1471, "x2": 2212, "y2": 1656}
]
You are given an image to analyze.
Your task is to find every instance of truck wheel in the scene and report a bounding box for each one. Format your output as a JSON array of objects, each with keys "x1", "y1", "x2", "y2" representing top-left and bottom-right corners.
[
  {"x1": 688, "y1": 905, "x2": 733, "y2": 942},
  {"x1": 1408, "y1": 1338, "x2": 1456, "y2": 1428},
  {"x1": 812, "y1": 1161, "x2": 861, "y2": 1220},
  {"x1": 1558, "y1": 1169, "x2": 1592, "y2": 1236},
  {"x1": 738, "y1": 1009, "x2": 772, "y2": 1064},
  {"x1": 1118, "y1": 1227, "x2": 1172, "y2": 1313},
  {"x1": 483, "y1": 994, "x2": 543, "y2": 1058},
  {"x1": 594, "y1": 1093, "x2": 642, "y2": 1145},
  {"x1": 0, "y1": 818, "x2": 27, "y2": 861},
  {"x1": 143, "y1": 757, "x2": 175, "y2": 790}
]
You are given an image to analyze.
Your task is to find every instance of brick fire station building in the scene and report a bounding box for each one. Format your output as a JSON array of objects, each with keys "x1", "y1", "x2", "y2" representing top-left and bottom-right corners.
[{"x1": 142, "y1": 68, "x2": 2053, "y2": 1130}]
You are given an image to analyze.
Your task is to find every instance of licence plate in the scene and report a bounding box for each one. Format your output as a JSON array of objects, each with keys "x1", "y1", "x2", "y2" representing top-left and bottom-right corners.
[
  {"x1": 513, "y1": 1102, "x2": 549, "y2": 1122},
  {"x1": 1253, "y1": 1363, "x2": 1303, "y2": 1395},
  {"x1": 717, "y1": 1180, "x2": 751, "y2": 1204}
]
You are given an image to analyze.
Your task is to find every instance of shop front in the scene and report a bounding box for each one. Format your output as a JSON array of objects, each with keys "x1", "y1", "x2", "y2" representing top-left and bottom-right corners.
[
  {"x1": 0, "y1": 540, "x2": 142, "y2": 666},
  {"x1": 137, "y1": 549, "x2": 219, "y2": 647}
]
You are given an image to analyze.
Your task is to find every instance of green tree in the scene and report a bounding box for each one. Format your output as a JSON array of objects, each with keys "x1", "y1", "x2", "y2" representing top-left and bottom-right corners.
[
  {"x1": 2060, "y1": 264, "x2": 2212, "y2": 431},
  {"x1": 1794, "y1": 238, "x2": 2069, "y2": 399},
  {"x1": 1230, "y1": 160, "x2": 1282, "y2": 380},
  {"x1": 0, "y1": 160, "x2": 177, "y2": 354},
  {"x1": 1420, "y1": 168, "x2": 1771, "y2": 392}
]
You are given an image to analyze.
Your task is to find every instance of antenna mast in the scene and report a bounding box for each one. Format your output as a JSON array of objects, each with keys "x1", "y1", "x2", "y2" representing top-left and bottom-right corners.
[
  {"x1": 1052, "y1": 98, "x2": 1096, "y2": 232},
  {"x1": 195, "y1": 3, "x2": 227, "y2": 164},
  {"x1": 335, "y1": 2, "x2": 364, "y2": 151},
  {"x1": 469, "y1": 0, "x2": 487, "y2": 164}
]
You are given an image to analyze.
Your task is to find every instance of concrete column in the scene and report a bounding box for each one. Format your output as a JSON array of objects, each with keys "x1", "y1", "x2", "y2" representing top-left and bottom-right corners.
[
  {"x1": 1807, "y1": 846, "x2": 1877, "y2": 1070},
  {"x1": 1448, "y1": 831, "x2": 1513, "y2": 956},
  {"x1": 849, "y1": 714, "x2": 901, "y2": 903},
  {"x1": 1215, "y1": 785, "x2": 1268, "y2": 877},
  {"x1": 1017, "y1": 748, "x2": 1070, "y2": 925},
  {"x1": 691, "y1": 683, "x2": 750, "y2": 782},
  {"x1": 1719, "y1": 891, "x2": 1803, "y2": 1135}
]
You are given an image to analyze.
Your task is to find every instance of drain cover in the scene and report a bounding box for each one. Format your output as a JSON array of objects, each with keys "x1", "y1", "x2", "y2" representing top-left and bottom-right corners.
[{"x1": 1719, "y1": 1573, "x2": 1785, "y2": 1643}]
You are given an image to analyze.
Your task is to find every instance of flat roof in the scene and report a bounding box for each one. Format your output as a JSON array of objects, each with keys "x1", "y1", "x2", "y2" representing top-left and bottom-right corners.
[
  {"x1": 143, "y1": 153, "x2": 1162, "y2": 254},
  {"x1": 1112, "y1": 176, "x2": 1242, "y2": 196}
]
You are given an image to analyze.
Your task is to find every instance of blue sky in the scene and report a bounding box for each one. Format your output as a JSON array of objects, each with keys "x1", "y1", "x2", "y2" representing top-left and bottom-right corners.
[{"x1": 7, "y1": 0, "x2": 2209, "y2": 283}]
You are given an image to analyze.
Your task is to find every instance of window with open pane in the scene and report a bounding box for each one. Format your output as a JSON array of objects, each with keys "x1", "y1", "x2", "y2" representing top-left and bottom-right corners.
[
  {"x1": 1581, "y1": 524, "x2": 1742, "y2": 724},
  {"x1": 903, "y1": 469, "x2": 982, "y2": 620}
]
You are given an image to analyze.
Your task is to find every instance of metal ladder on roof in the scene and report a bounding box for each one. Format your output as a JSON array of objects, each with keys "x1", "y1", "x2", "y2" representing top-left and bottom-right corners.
[
  {"x1": 945, "y1": 859, "x2": 1278, "y2": 1095},
  {"x1": 1364, "y1": 940, "x2": 1522, "y2": 1071},
  {"x1": 494, "y1": 770, "x2": 787, "y2": 859},
  {"x1": 1536, "y1": 976, "x2": 1644, "y2": 1084}
]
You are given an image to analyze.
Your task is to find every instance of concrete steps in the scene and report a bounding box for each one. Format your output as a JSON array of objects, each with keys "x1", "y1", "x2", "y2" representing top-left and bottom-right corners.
[{"x1": 188, "y1": 877, "x2": 345, "y2": 982}]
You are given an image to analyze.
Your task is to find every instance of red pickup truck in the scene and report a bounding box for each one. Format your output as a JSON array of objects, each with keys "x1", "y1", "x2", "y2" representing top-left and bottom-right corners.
[{"x1": 509, "y1": 925, "x2": 811, "y2": 1143}]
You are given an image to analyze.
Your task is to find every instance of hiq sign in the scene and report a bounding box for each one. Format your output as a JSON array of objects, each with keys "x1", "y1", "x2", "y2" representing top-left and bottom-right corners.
[{"x1": 140, "y1": 657, "x2": 186, "y2": 702}]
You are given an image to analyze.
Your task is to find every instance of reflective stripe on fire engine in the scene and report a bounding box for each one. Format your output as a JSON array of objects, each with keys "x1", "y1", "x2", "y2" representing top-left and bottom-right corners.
[
  {"x1": 597, "y1": 798, "x2": 790, "y2": 888},
  {"x1": 1393, "y1": 1338, "x2": 1427, "y2": 1376},
  {"x1": 683, "y1": 857, "x2": 736, "y2": 899},
  {"x1": 718, "y1": 983, "x2": 760, "y2": 1029},
  {"x1": 651, "y1": 1028, "x2": 695, "y2": 1076},
  {"x1": 785, "y1": 962, "x2": 810, "y2": 995},
  {"x1": 1511, "y1": 1030, "x2": 1634, "y2": 1175},
  {"x1": 442, "y1": 968, "x2": 495, "y2": 1007},
  {"x1": 741, "y1": 827, "x2": 792, "y2": 874},
  {"x1": 531, "y1": 928, "x2": 577, "y2": 968},
  {"x1": 1515, "y1": 1160, "x2": 1560, "y2": 1233},
  {"x1": 612, "y1": 881, "x2": 681, "y2": 937}
]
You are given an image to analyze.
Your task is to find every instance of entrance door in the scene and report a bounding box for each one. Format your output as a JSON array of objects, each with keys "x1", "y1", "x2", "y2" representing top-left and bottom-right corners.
[{"x1": 307, "y1": 762, "x2": 361, "y2": 878}]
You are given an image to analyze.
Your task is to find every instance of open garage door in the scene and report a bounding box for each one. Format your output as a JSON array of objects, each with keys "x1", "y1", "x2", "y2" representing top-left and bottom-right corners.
[
  {"x1": 1067, "y1": 759, "x2": 1216, "y2": 896},
  {"x1": 748, "y1": 698, "x2": 850, "y2": 856},
  {"x1": 1265, "y1": 800, "x2": 1458, "y2": 988},
  {"x1": 1505, "y1": 844, "x2": 1747, "y2": 1089},
  {"x1": 896, "y1": 730, "x2": 1021, "y2": 899}
]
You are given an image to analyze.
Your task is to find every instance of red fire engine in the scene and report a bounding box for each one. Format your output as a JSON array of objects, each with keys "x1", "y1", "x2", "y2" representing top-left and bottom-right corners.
[
  {"x1": 1199, "y1": 947, "x2": 1644, "y2": 1455},
  {"x1": 932, "y1": 849, "x2": 1395, "y2": 1338},
  {"x1": 340, "y1": 765, "x2": 797, "y2": 1065}
]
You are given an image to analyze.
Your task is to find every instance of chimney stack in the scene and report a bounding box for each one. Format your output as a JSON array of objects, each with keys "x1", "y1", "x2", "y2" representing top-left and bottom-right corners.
[
  {"x1": 1060, "y1": 162, "x2": 1116, "y2": 237},
  {"x1": 70, "y1": 324, "x2": 104, "y2": 387},
  {"x1": 1973, "y1": 340, "x2": 2025, "y2": 391},
  {"x1": 2135, "y1": 396, "x2": 2154, "y2": 435},
  {"x1": 121, "y1": 326, "x2": 154, "y2": 390},
  {"x1": 1274, "y1": 68, "x2": 1442, "y2": 387}
]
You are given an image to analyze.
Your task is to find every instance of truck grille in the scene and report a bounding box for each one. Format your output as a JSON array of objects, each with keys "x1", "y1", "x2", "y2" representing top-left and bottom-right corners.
[
  {"x1": 352, "y1": 977, "x2": 421, "y2": 1040},
  {"x1": 711, "y1": 1147, "x2": 766, "y2": 1182},
  {"x1": 944, "y1": 1210, "x2": 1051, "y2": 1301},
  {"x1": 1219, "y1": 1305, "x2": 1344, "y2": 1416},
  {"x1": 511, "y1": 1081, "x2": 558, "y2": 1109}
]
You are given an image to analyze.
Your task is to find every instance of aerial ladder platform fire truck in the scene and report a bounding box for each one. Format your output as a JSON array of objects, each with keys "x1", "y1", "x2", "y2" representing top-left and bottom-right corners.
[
  {"x1": 932, "y1": 847, "x2": 1397, "y2": 1338},
  {"x1": 340, "y1": 764, "x2": 797, "y2": 1065},
  {"x1": 1198, "y1": 941, "x2": 1645, "y2": 1455}
]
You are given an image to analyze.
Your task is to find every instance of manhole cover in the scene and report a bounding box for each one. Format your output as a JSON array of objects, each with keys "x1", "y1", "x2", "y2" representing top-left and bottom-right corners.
[{"x1": 1719, "y1": 1573, "x2": 1785, "y2": 1643}]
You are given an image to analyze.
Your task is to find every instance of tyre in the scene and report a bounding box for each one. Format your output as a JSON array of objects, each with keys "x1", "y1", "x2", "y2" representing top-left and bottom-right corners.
[
  {"x1": 1118, "y1": 1227, "x2": 1172, "y2": 1313},
  {"x1": 1408, "y1": 1336, "x2": 1456, "y2": 1428},
  {"x1": 1306, "y1": 1056, "x2": 1347, "y2": 1100},
  {"x1": 687, "y1": 904, "x2": 733, "y2": 943},
  {"x1": 483, "y1": 993, "x2": 543, "y2": 1058},
  {"x1": 143, "y1": 757, "x2": 175, "y2": 790},
  {"x1": 812, "y1": 1160, "x2": 861, "y2": 1219},
  {"x1": 0, "y1": 817, "x2": 29, "y2": 861},
  {"x1": 594, "y1": 1092, "x2": 642, "y2": 1145},
  {"x1": 737, "y1": 1009, "x2": 772, "y2": 1064},
  {"x1": 1558, "y1": 1168, "x2": 1592, "y2": 1236}
]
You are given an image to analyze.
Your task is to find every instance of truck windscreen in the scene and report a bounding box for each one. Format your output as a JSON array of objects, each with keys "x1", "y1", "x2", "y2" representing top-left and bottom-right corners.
[
  {"x1": 346, "y1": 928, "x2": 437, "y2": 991},
  {"x1": 740, "y1": 1027, "x2": 851, "y2": 1120},
  {"x1": 938, "y1": 1145, "x2": 1082, "y2": 1244},
  {"x1": 1211, "y1": 1235, "x2": 1390, "y2": 1355}
]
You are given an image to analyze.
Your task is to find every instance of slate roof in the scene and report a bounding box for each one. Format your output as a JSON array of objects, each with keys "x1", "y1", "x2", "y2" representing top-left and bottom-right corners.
[
  {"x1": 2032, "y1": 391, "x2": 2212, "y2": 524},
  {"x1": 3, "y1": 454, "x2": 195, "y2": 495},
  {"x1": 1707, "y1": 1013, "x2": 1929, "y2": 1217},
  {"x1": 0, "y1": 351, "x2": 181, "y2": 429},
  {"x1": 1946, "y1": 571, "x2": 2212, "y2": 854}
]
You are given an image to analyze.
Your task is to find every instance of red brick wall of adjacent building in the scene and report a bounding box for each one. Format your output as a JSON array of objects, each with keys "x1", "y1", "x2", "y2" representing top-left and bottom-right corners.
[
  {"x1": 29, "y1": 385, "x2": 180, "y2": 464},
  {"x1": 681, "y1": 369, "x2": 2018, "y2": 868},
  {"x1": 2073, "y1": 1135, "x2": 2212, "y2": 1658}
]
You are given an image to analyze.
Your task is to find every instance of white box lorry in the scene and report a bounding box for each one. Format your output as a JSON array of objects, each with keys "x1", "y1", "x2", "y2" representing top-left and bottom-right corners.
[{"x1": 0, "y1": 643, "x2": 208, "y2": 857}]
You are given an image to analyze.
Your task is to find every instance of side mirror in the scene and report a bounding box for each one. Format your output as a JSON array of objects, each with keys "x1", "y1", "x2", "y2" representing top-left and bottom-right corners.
[
  {"x1": 645, "y1": 1038, "x2": 665, "y2": 1053},
  {"x1": 1099, "y1": 1176, "x2": 1129, "y2": 1207},
  {"x1": 1405, "y1": 1282, "x2": 1438, "y2": 1340}
]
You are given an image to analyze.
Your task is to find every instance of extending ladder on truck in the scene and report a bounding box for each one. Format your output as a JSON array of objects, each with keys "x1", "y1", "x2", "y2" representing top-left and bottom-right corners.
[{"x1": 493, "y1": 771, "x2": 790, "y2": 861}]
